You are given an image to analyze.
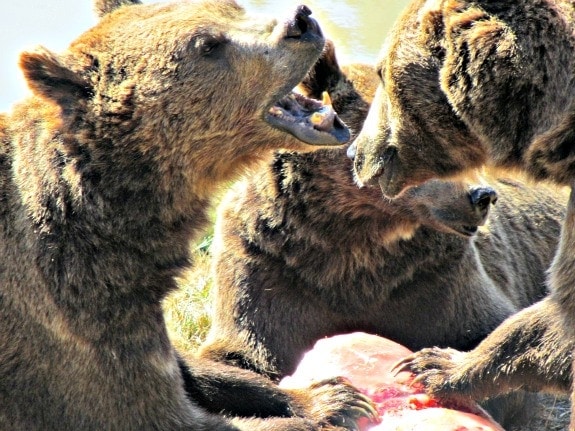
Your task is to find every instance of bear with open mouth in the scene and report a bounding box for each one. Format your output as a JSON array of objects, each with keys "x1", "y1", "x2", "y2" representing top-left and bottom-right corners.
[{"x1": 0, "y1": 1, "x2": 377, "y2": 430}]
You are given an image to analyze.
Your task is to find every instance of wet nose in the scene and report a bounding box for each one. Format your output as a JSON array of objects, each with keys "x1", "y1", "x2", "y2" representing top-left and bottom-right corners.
[
  {"x1": 469, "y1": 186, "x2": 498, "y2": 211},
  {"x1": 286, "y1": 5, "x2": 322, "y2": 39}
]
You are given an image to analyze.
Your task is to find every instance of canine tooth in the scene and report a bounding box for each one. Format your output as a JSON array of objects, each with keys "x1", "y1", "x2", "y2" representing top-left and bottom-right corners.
[
  {"x1": 269, "y1": 107, "x2": 283, "y2": 116},
  {"x1": 322, "y1": 91, "x2": 332, "y2": 107}
]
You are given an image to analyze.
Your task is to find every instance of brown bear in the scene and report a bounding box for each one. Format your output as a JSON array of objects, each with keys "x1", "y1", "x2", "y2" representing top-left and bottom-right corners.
[
  {"x1": 343, "y1": 0, "x2": 575, "y2": 427},
  {"x1": 350, "y1": 0, "x2": 575, "y2": 196},
  {"x1": 0, "y1": 0, "x2": 378, "y2": 430},
  {"x1": 197, "y1": 41, "x2": 568, "y2": 428},
  {"x1": 396, "y1": 192, "x2": 575, "y2": 429}
]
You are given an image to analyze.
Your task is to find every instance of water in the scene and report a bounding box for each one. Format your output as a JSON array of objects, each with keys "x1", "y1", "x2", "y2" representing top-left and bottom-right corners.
[{"x1": 243, "y1": 0, "x2": 411, "y2": 65}]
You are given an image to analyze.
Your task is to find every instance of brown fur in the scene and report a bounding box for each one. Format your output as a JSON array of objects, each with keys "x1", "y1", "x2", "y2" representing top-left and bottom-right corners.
[
  {"x1": 350, "y1": 0, "x2": 575, "y2": 196},
  {"x1": 198, "y1": 42, "x2": 568, "y2": 428},
  {"x1": 396, "y1": 190, "x2": 575, "y2": 424},
  {"x1": 0, "y1": 1, "x2": 377, "y2": 430},
  {"x1": 349, "y1": 0, "x2": 575, "y2": 428}
]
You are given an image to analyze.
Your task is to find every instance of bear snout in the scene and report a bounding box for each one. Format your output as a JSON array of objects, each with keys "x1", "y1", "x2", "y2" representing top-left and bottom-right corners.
[
  {"x1": 469, "y1": 186, "x2": 498, "y2": 212},
  {"x1": 285, "y1": 5, "x2": 323, "y2": 41}
]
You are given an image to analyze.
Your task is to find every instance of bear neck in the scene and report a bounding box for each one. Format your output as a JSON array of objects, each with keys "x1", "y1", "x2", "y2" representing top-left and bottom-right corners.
[{"x1": 6, "y1": 102, "x2": 213, "y2": 340}]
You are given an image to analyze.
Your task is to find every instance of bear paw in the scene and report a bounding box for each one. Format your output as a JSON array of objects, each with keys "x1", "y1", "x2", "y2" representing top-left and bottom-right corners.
[{"x1": 292, "y1": 376, "x2": 379, "y2": 430}]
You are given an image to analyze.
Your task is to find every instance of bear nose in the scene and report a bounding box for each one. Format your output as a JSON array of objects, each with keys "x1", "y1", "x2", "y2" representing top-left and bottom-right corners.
[
  {"x1": 286, "y1": 5, "x2": 322, "y2": 39},
  {"x1": 469, "y1": 186, "x2": 498, "y2": 211}
]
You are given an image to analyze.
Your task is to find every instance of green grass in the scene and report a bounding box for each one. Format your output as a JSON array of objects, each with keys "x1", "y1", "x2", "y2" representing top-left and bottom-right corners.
[
  {"x1": 163, "y1": 198, "x2": 222, "y2": 352},
  {"x1": 163, "y1": 237, "x2": 215, "y2": 353}
]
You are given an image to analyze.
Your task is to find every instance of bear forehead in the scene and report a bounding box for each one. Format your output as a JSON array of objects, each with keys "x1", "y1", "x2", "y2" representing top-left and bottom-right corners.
[
  {"x1": 108, "y1": 0, "x2": 246, "y2": 26},
  {"x1": 70, "y1": 0, "x2": 271, "y2": 53}
]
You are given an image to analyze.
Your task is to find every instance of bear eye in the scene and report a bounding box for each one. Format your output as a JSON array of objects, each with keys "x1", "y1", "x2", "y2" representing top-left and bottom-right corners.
[{"x1": 194, "y1": 33, "x2": 228, "y2": 58}]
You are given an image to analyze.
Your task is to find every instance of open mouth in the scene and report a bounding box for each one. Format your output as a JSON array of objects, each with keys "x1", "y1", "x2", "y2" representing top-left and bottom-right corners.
[{"x1": 265, "y1": 91, "x2": 350, "y2": 145}]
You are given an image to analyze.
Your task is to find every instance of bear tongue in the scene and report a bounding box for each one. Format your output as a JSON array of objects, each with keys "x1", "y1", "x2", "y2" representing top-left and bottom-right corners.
[
  {"x1": 309, "y1": 92, "x2": 337, "y2": 130},
  {"x1": 266, "y1": 91, "x2": 350, "y2": 146}
]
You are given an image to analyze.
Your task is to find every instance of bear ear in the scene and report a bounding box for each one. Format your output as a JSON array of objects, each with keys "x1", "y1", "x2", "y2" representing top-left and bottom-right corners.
[
  {"x1": 525, "y1": 102, "x2": 575, "y2": 185},
  {"x1": 94, "y1": 0, "x2": 141, "y2": 18},
  {"x1": 436, "y1": 3, "x2": 519, "y2": 130},
  {"x1": 419, "y1": 6, "x2": 446, "y2": 60},
  {"x1": 19, "y1": 47, "x2": 92, "y2": 108}
]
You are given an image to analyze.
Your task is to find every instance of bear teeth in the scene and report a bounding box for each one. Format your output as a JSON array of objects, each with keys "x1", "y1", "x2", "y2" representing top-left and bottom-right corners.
[
  {"x1": 321, "y1": 91, "x2": 332, "y2": 107},
  {"x1": 269, "y1": 106, "x2": 284, "y2": 117}
]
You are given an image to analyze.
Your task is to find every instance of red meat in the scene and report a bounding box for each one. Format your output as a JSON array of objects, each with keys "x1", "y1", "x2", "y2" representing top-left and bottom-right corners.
[{"x1": 280, "y1": 332, "x2": 504, "y2": 431}]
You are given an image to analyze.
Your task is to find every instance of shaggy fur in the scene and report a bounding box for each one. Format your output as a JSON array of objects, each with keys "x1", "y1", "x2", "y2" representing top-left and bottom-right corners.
[
  {"x1": 351, "y1": 0, "x2": 575, "y2": 196},
  {"x1": 347, "y1": 0, "x2": 575, "y2": 428},
  {"x1": 0, "y1": 1, "x2": 376, "y2": 430},
  {"x1": 198, "y1": 42, "x2": 568, "y2": 428}
]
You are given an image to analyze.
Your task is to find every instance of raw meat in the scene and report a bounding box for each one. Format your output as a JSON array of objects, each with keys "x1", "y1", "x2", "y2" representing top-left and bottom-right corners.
[{"x1": 280, "y1": 332, "x2": 504, "y2": 431}]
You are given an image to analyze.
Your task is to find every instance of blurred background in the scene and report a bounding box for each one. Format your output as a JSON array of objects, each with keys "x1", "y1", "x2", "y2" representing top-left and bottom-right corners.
[{"x1": 0, "y1": 0, "x2": 410, "y2": 112}]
